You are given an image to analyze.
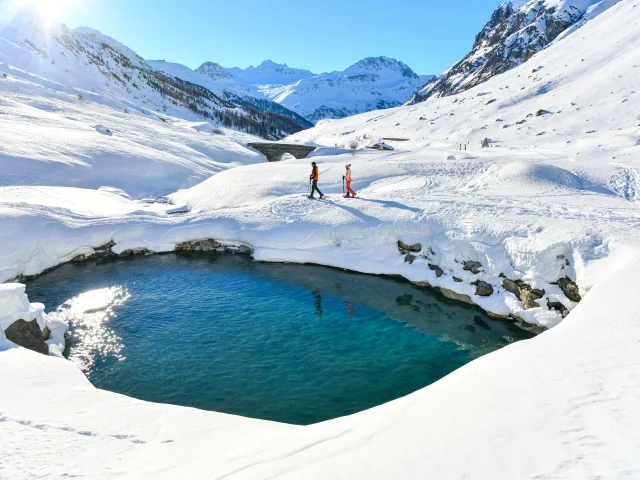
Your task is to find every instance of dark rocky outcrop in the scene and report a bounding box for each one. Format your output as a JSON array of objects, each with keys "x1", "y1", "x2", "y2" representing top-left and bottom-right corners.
[
  {"x1": 404, "y1": 254, "x2": 416, "y2": 264},
  {"x1": 397, "y1": 240, "x2": 422, "y2": 254},
  {"x1": 439, "y1": 288, "x2": 474, "y2": 305},
  {"x1": 175, "y1": 239, "x2": 253, "y2": 255},
  {"x1": 463, "y1": 261, "x2": 483, "y2": 274},
  {"x1": 118, "y1": 248, "x2": 151, "y2": 258},
  {"x1": 175, "y1": 239, "x2": 223, "y2": 252},
  {"x1": 428, "y1": 264, "x2": 444, "y2": 277},
  {"x1": 556, "y1": 277, "x2": 582, "y2": 302},
  {"x1": 4, "y1": 320, "x2": 48, "y2": 355},
  {"x1": 474, "y1": 281, "x2": 494, "y2": 297},
  {"x1": 548, "y1": 300, "x2": 569, "y2": 318}
]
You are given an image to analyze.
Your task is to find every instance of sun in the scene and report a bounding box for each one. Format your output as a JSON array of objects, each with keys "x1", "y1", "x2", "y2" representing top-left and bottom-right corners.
[{"x1": 8, "y1": 0, "x2": 81, "y2": 23}]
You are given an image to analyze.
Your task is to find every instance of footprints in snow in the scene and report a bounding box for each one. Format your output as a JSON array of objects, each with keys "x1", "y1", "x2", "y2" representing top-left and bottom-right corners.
[{"x1": 2, "y1": 412, "x2": 159, "y2": 444}]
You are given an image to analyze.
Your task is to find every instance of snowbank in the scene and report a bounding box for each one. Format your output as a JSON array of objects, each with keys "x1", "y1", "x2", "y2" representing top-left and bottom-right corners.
[
  {"x1": 0, "y1": 283, "x2": 67, "y2": 356},
  {"x1": 0, "y1": 248, "x2": 638, "y2": 479}
]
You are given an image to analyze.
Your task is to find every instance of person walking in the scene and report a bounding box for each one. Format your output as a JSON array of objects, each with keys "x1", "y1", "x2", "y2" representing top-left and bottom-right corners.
[
  {"x1": 343, "y1": 164, "x2": 356, "y2": 198},
  {"x1": 308, "y1": 162, "x2": 324, "y2": 199}
]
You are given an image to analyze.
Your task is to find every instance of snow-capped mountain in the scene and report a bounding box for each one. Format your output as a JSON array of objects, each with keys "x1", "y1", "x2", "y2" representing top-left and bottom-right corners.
[
  {"x1": 412, "y1": 0, "x2": 621, "y2": 103},
  {"x1": 147, "y1": 59, "x2": 314, "y2": 129},
  {"x1": 196, "y1": 61, "x2": 234, "y2": 81},
  {"x1": 222, "y1": 59, "x2": 315, "y2": 85},
  {"x1": 0, "y1": 11, "x2": 309, "y2": 140},
  {"x1": 195, "y1": 57, "x2": 431, "y2": 124}
]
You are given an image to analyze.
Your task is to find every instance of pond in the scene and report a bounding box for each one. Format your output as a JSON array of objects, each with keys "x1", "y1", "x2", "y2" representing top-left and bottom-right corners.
[{"x1": 25, "y1": 253, "x2": 533, "y2": 425}]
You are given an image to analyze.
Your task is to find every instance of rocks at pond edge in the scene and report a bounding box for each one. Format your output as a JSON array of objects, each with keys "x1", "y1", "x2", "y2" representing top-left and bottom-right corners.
[
  {"x1": 397, "y1": 240, "x2": 422, "y2": 254},
  {"x1": 502, "y1": 278, "x2": 521, "y2": 296},
  {"x1": 174, "y1": 240, "x2": 253, "y2": 255},
  {"x1": 463, "y1": 261, "x2": 483, "y2": 274},
  {"x1": 235, "y1": 245, "x2": 253, "y2": 255},
  {"x1": 548, "y1": 300, "x2": 569, "y2": 318},
  {"x1": 175, "y1": 239, "x2": 222, "y2": 252},
  {"x1": 118, "y1": 248, "x2": 151, "y2": 258},
  {"x1": 71, "y1": 241, "x2": 117, "y2": 262},
  {"x1": 502, "y1": 278, "x2": 544, "y2": 309},
  {"x1": 4, "y1": 319, "x2": 48, "y2": 355},
  {"x1": 474, "y1": 281, "x2": 494, "y2": 297},
  {"x1": 556, "y1": 277, "x2": 582, "y2": 302},
  {"x1": 428, "y1": 264, "x2": 444, "y2": 277},
  {"x1": 453, "y1": 276, "x2": 463, "y2": 283},
  {"x1": 439, "y1": 288, "x2": 474, "y2": 305},
  {"x1": 520, "y1": 289, "x2": 541, "y2": 309}
]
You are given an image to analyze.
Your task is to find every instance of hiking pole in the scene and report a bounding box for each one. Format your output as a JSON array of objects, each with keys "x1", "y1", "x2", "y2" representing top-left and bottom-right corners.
[{"x1": 342, "y1": 176, "x2": 345, "y2": 195}]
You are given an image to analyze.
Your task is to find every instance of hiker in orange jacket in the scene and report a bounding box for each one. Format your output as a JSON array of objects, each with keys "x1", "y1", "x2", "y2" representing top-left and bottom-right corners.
[
  {"x1": 308, "y1": 162, "x2": 324, "y2": 199},
  {"x1": 344, "y1": 164, "x2": 356, "y2": 198}
]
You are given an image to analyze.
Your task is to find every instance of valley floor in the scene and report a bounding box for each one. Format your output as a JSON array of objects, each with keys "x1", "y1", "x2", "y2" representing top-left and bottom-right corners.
[{"x1": 1, "y1": 144, "x2": 640, "y2": 479}]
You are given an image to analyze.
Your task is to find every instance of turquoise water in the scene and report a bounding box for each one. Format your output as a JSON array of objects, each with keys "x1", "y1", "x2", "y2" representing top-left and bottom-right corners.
[{"x1": 26, "y1": 253, "x2": 532, "y2": 425}]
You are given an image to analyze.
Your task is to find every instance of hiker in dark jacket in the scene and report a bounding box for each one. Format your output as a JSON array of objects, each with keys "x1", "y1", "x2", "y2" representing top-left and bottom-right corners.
[{"x1": 308, "y1": 162, "x2": 324, "y2": 199}]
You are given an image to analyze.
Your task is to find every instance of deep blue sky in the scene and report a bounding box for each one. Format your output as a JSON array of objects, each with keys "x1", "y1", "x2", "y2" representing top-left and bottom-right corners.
[{"x1": 59, "y1": 0, "x2": 501, "y2": 75}]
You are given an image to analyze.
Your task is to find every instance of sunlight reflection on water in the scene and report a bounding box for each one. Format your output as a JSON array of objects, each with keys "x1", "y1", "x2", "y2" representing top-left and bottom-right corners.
[{"x1": 46, "y1": 286, "x2": 130, "y2": 373}]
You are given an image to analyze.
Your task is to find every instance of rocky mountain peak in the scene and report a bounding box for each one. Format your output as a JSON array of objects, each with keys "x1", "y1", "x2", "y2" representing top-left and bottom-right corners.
[
  {"x1": 411, "y1": 0, "x2": 611, "y2": 104},
  {"x1": 197, "y1": 61, "x2": 233, "y2": 81},
  {"x1": 347, "y1": 56, "x2": 420, "y2": 79}
]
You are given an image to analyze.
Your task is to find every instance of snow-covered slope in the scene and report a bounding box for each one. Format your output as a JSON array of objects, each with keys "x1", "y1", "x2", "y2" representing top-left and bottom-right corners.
[
  {"x1": 148, "y1": 59, "x2": 314, "y2": 129},
  {"x1": 196, "y1": 57, "x2": 431, "y2": 123},
  {"x1": 412, "y1": 0, "x2": 623, "y2": 102},
  {"x1": 0, "y1": 11, "x2": 302, "y2": 196},
  {"x1": 0, "y1": 10, "x2": 309, "y2": 140},
  {"x1": 289, "y1": 0, "x2": 639, "y2": 192}
]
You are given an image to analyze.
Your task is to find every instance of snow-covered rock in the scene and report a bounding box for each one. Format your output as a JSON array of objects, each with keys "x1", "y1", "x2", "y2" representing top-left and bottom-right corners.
[{"x1": 0, "y1": 284, "x2": 67, "y2": 356}]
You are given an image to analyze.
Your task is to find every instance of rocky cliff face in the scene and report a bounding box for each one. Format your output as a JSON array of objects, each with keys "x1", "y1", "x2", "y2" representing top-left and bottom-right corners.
[{"x1": 411, "y1": 0, "x2": 617, "y2": 103}]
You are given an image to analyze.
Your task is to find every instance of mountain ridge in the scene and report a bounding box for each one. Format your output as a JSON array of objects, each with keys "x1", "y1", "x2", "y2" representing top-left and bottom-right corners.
[
  {"x1": 192, "y1": 56, "x2": 432, "y2": 123},
  {"x1": 0, "y1": 12, "x2": 310, "y2": 140}
]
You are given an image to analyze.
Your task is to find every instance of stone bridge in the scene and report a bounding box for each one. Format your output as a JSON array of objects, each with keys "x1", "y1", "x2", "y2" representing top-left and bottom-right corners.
[{"x1": 247, "y1": 143, "x2": 316, "y2": 162}]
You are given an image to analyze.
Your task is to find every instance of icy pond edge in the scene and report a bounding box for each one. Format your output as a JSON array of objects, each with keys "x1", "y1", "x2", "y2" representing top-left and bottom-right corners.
[{"x1": 2, "y1": 230, "x2": 600, "y2": 355}]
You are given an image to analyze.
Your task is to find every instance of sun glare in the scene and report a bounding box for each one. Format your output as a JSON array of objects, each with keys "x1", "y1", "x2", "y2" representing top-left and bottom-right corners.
[{"x1": 8, "y1": 0, "x2": 81, "y2": 24}]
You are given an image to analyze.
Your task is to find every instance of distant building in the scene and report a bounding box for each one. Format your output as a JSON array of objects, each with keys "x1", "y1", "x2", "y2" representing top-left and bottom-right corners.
[{"x1": 368, "y1": 141, "x2": 395, "y2": 151}]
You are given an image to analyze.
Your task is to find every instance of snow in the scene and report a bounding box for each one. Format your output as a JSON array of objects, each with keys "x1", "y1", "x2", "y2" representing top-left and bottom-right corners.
[
  {"x1": 0, "y1": 13, "x2": 265, "y2": 198},
  {"x1": 0, "y1": 0, "x2": 639, "y2": 477}
]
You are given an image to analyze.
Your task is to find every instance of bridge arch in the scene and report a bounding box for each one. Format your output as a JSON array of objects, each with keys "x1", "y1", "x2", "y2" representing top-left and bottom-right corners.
[{"x1": 247, "y1": 143, "x2": 316, "y2": 162}]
